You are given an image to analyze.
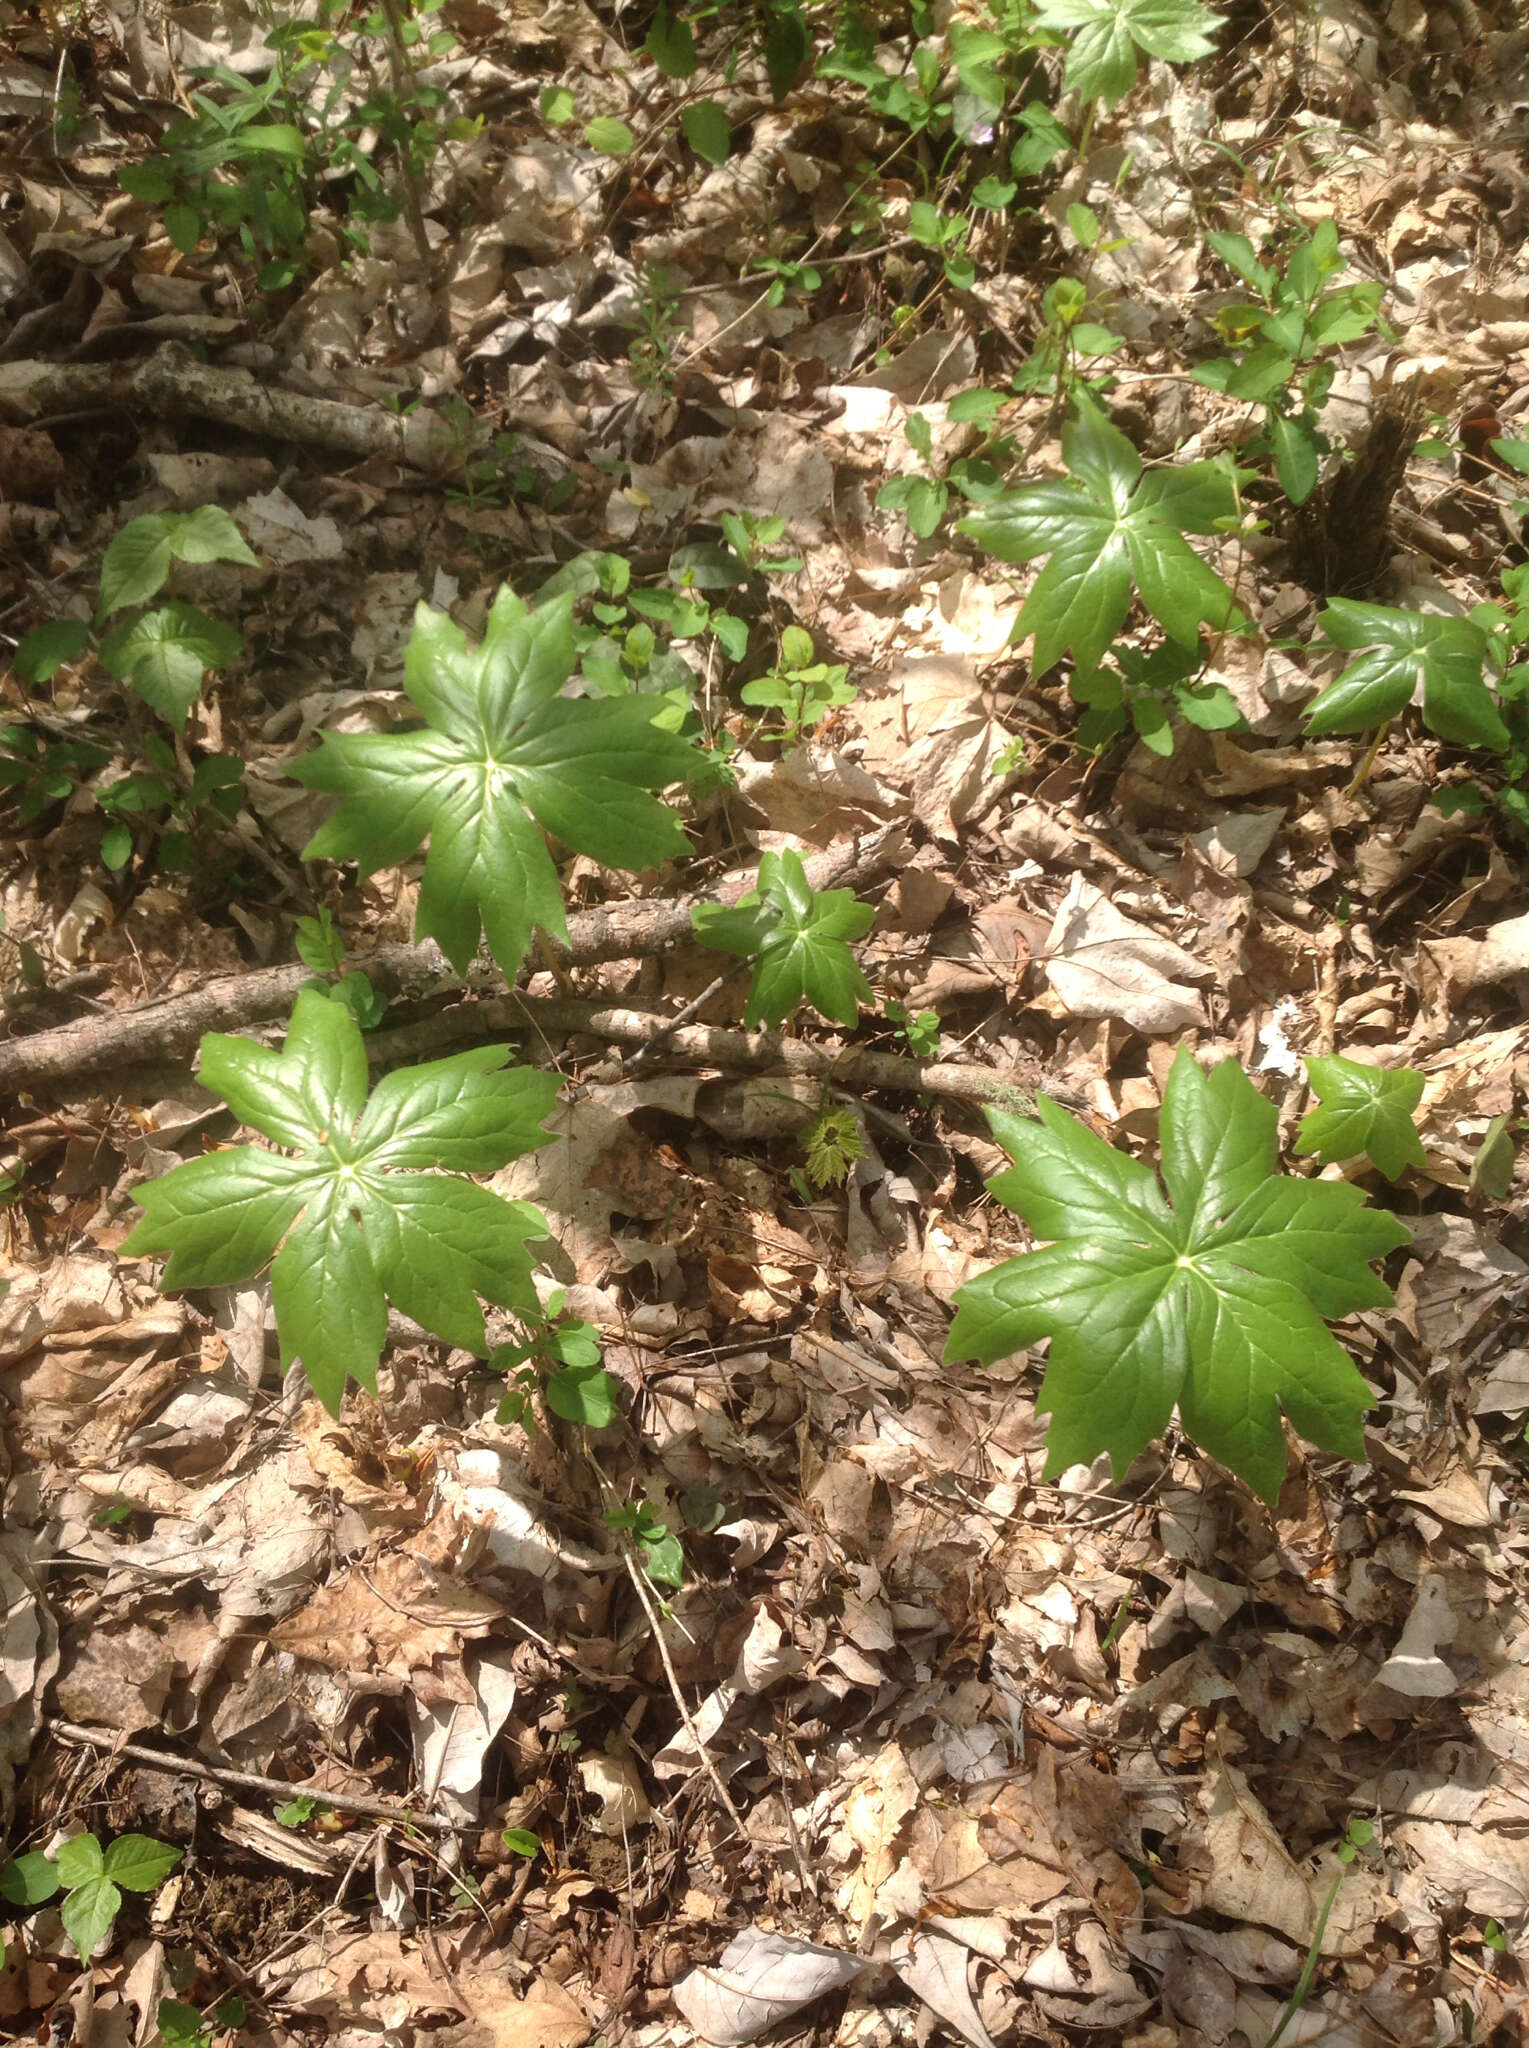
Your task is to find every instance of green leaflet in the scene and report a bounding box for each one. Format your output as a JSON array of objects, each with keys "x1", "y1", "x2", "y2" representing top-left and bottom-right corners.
[
  {"x1": 959, "y1": 395, "x2": 1245, "y2": 674},
  {"x1": 97, "y1": 507, "x2": 257, "y2": 620},
  {"x1": 291, "y1": 588, "x2": 700, "y2": 977},
  {"x1": 691, "y1": 847, "x2": 873, "y2": 1028},
  {"x1": 945, "y1": 1049, "x2": 1409, "y2": 1504},
  {"x1": 1032, "y1": 0, "x2": 1223, "y2": 109},
  {"x1": 1304, "y1": 599, "x2": 1510, "y2": 751},
  {"x1": 1297, "y1": 1054, "x2": 1426, "y2": 1179},
  {"x1": 122, "y1": 988, "x2": 559, "y2": 1413}
]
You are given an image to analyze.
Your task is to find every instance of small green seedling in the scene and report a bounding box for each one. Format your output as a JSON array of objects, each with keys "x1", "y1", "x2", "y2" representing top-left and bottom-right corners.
[
  {"x1": 273, "y1": 1793, "x2": 331, "y2": 1828},
  {"x1": 1069, "y1": 638, "x2": 1243, "y2": 755},
  {"x1": 1194, "y1": 220, "x2": 1387, "y2": 505},
  {"x1": 491, "y1": 1294, "x2": 620, "y2": 1429},
  {"x1": 154, "y1": 1994, "x2": 246, "y2": 2048},
  {"x1": 741, "y1": 626, "x2": 857, "y2": 743},
  {"x1": 801, "y1": 1104, "x2": 866, "y2": 1188},
  {"x1": 1296, "y1": 1056, "x2": 1425, "y2": 1180},
  {"x1": 15, "y1": 506, "x2": 257, "y2": 729},
  {"x1": 0, "y1": 1831, "x2": 181, "y2": 1961},
  {"x1": 887, "y1": 1001, "x2": 941, "y2": 1059},
  {"x1": 502, "y1": 1828, "x2": 541, "y2": 1859},
  {"x1": 605, "y1": 1501, "x2": 684, "y2": 1587},
  {"x1": 692, "y1": 848, "x2": 874, "y2": 1029},
  {"x1": 294, "y1": 909, "x2": 386, "y2": 1028},
  {"x1": 945, "y1": 1049, "x2": 1409, "y2": 1504},
  {"x1": 1264, "y1": 1818, "x2": 1375, "y2": 2048}
]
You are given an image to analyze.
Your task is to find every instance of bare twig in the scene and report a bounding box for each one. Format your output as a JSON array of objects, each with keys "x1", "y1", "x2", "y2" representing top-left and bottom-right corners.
[
  {"x1": 45, "y1": 1719, "x2": 469, "y2": 1835},
  {"x1": 0, "y1": 824, "x2": 905, "y2": 1096},
  {"x1": 372, "y1": 993, "x2": 1056, "y2": 1112},
  {"x1": 617, "y1": 1551, "x2": 747, "y2": 1838}
]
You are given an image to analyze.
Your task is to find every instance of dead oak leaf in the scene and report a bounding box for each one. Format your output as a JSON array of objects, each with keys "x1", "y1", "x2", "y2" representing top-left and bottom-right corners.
[{"x1": 269, "y1": 1550, "x2": 503, "y2": 1685}]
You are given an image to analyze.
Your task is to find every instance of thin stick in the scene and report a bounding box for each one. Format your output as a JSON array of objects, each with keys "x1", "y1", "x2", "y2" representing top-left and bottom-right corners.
[
  {"x1": 617, "y1": 1553, "x2": 746, "y2": 1837},
  {"x1": 44, "y1": 1719, "x2": 468, "y2": 1836},
  {"x1": 619, "y1": 958, "x2": 750, "y2": 1077}
]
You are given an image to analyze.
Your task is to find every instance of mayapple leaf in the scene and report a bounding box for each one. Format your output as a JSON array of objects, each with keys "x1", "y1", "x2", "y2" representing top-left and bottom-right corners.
[
  {"x1": 1297, "y1": 1054, "x2": 1426, "y2": 1179},
  {"x1": 692, "y1": 848, "x2": 874, "y2": 1028},
  {"x1": 291, "y1": 588, "x2": 700, "y2": 978},
  {"x1": 959, "y1": 395, "x2": 1245, "y2": 673},
  {"x1": 945, "y1": 1049, "x2": 1409, "y2": 1504},
  {"x1": 123, "y1": 988, "x2": 560, "y2": 1413},
  {"x1": 1305, "y1": 599, "x2": 1508, "y2": 750}
]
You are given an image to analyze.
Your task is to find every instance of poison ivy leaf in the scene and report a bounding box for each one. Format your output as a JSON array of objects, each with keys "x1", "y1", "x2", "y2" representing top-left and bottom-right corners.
[
  {"x1": 878, "y1": 473, "x2": 949, "y2": 538},
  {"x1": 960, "y1": 396, "x2": 1245, "y2": 672},
  {"x1": 97, "y1": 508, "x2": 257, "y2": 621},
  {"x1": 101, "y1": 1834, "x2": 182, "y2": 1892},
  {"x1": 291, "y1": 588, "x2": 699, "y2": 978},
  {"x1": 123, "y1": 988, "x2": 559, "y2": 1413},
  {"x1": 1304, "y1": 600, "x2": 1508, "y2": 750},
  {"x1": 14, "y1": 619, "x2": 90, "y2": 683},
  {"x1": 99, "y1": 603, "x2": 243, "y2": 728},
  {"x1": 61, "y1": 1878, "x2": 121, "y2": 1961},
  {"x1": 1011, "y1": 100, "x2": 1070, "y2": 178},
  {"x1": 1032, "y1": 0, "x2": 1222, "y2": 108},
  {"x1": 546, "y1": 1357, "x2": 620, "y2": 1426},
  {"x1": 1297, "y1": 1055, "x2": 1426, "y2": 1179},
  {"x1": 54, "y1": 1835, "x2": 104, "y2": 1888},
  {"x1": 691, "y1": 848, "x2": 874, "y2": 1028},
  {"x1": 945, "y1": 1049, "x2": 1408, "y2": 1504},
  {"x1": 0, "y1": 1852, "x2": 60, "y2": 1906},
  {"x1": 645, "y1": 1, "x2": 697, "y2": 76}
]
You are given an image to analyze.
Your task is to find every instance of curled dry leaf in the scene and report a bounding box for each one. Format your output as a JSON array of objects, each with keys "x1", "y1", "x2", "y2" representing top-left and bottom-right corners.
[
  {"x1": 1043, "y1": 875, "x2": 1211, "y2": 1034},
  {"x1": 673, "y1": 1928, "x2": 867, "y2": 2045}
]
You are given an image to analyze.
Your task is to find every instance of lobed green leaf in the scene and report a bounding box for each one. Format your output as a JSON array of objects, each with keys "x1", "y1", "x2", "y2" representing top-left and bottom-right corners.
[{"x1": 946, "y1": 1049, "x2": 1408, "y2": 1503}]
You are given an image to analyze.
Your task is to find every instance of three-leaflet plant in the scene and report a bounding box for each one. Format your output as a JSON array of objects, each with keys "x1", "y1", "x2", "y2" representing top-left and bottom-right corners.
[
  {"x1": 289, "y1": 588, "x2": 701, "y2": 979},
  {"x1": 691, "y1": 848, "x2": 873, "y2": 1028},
  {"x1": 945, "y1": 1049, "x2": 1409, "y2": 1504},
  {"x1": 0, "y1": 1832, "x2": 181, "y2": 1963},
  {"x1": 1194, "y1": 220, "x2": 1387, "y2": 506},
  {"x1": 16, "y1": 507, "x2": 257, "y2": 729},
  {"x1": 121, "y1": 987, "x2": 559, "y2": 1413},
  {"x1": 959, "y1": 393, "x2": 1247, "y2": 675}
]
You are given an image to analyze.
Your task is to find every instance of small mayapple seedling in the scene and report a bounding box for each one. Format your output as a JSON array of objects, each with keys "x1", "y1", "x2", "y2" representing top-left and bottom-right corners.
[{"x1": 691, "y1": 849, "x2": 874, "y2": 1029}]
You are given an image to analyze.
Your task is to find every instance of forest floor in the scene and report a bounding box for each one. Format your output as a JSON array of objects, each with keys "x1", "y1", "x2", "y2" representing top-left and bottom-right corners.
[{"x1": 3, "y1": 0, "x2": 1529, "y2": 2045}]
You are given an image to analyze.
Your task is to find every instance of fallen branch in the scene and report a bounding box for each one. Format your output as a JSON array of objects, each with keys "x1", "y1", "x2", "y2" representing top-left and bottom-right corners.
[
  {"x1": 45, "y1": 1718, "x2": 468, "y2": 1835},
  {"x1": 369, "y1": 992, "x2": 1052, "y2": 1112},
  {"x1": 0, "y1": 824, "x2": 906, "y2": 1095},
  {"x1": 0, "y1": 343, "x2": 462, "y2": 474}
]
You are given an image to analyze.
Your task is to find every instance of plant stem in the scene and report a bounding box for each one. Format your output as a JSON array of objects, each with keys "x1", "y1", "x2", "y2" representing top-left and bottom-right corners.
[{"x1": 1263, "y1": 1868, "x2": 1344, "y2": 2048}]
